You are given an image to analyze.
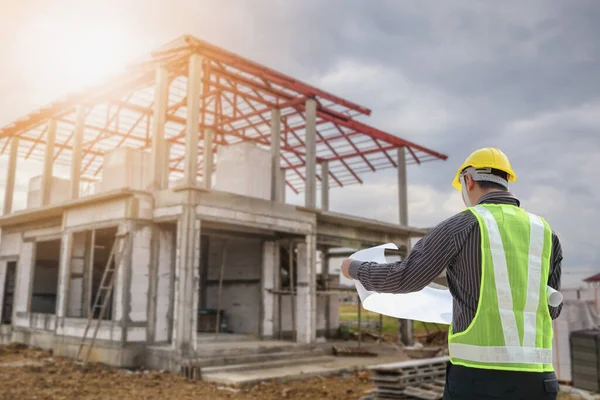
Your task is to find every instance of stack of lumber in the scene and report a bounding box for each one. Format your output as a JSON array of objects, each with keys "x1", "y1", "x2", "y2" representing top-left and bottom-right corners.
[{"x1": 365, "y1": 356, "x2": 448, "y2": 400}]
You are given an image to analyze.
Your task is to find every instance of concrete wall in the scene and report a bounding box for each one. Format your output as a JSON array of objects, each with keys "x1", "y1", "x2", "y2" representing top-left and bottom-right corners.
[
  {"x1": 67, "y1": 232, "x2": 87, "y2": 318},
  {"x1": 0, "y1": 232, "x2": 22, "y2": 258},
  {"x1": 279, "y1": 295, "x2": 338, "y2": 337},
  {"x1": 129, "y1": 225, "x2": 151, "y2": 323},
  {"x1": 213, "y1": 142, "x2": 271, "y2": 201},
  {"x1": 99, "y1": 147, "x2": 152, "y2": 192},
  {"x1": 26, "y1": 176, "x2": 71, "y2": 209},
  {"x1": 204, "y1": 236, "x2": 262, "y2": 334}
]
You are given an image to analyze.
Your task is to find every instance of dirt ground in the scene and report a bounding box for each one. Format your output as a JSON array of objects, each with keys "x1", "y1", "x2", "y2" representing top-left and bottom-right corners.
[
  {"x1": 0, "y1": 344, "x2": 373, "y2": 400},
  {"x1": 0, "y1": 344, "x2": 585, "y2": 400}
]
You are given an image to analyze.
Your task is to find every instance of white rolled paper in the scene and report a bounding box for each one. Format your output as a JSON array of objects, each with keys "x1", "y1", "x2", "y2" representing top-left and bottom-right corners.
[{"x1": 547, "y1": 286, "x2": 563, "y2": 307}]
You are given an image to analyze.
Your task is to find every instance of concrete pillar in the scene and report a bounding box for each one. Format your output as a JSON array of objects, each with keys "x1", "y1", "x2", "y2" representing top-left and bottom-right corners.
[
  {"x1": 397, "y1": 147, "x2": 408, "y2": 226},
  {"x1": 14, "y1": 241, "x2": 34, "y2": 317},
  {"x1": 203, "y1": 128, "x2": 213, "y2": 190},
  {"x1": 151, "y1": 67, "x2": 170, "y2": 191},
  {"x1": 270, "y1": 108, "x2": 281, "y2": 201},
  {"x1": 150, "y1": 227, "x2": 176, "y2": 343},
  {"x1": 321, "y1": 250, "x2": 331, "y2": 337},
  {"x1": 199, "y1": 234, "x2": 209, "y2": 308},
  {"x1": 304, "y1": 99, "x2": 317, "y2": 208},
  {"x1": 172, "y1": 203, "x2": 200, "y2": 355},
  {"x1": 295, "y1": 235, "x2": 317, "y2": 343},
  {"x1": 55, "y1": 232, "x2": 74, "y2": 318},
  {"x1": 69, "y1": 106, "x2": 86, "y2": 199},
  {"x1": 397, "y1": 147, "x2": 412, "y2": 344},
  {"x1": 67, "y1": 232, "x2": 87, "y2": 317},
  {"x1": 82, "y1": 230, "x2": 95, "y2": 317},
  {"x1": 183, "y1": 54, "x2": 203, "y2": 187},
  {"x1": 261, "y1": 240, "x2": 279, "y2": 338},
  {"x1": 0, "y1": 261, "x2": 8, "y2": 323},
  {"x1": 161, "y1": 141, "x2": 172, "y2": 189},
  {"x1": 277, "y1": 167, "x2": 286, "y2": 203},
  {"x1": 320, "y1": 161, "x2": 329, "y2": 211},
  {"x1": 2, "y1": 136, "x2": 19, "y2": 215},
  {"x1": 41, "y1": 119, "x2": 57, "y2": 206}
]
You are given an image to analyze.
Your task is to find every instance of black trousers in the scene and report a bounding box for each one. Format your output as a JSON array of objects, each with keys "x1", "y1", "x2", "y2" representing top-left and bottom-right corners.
[{"x1": 442, "y1": 362, "x2": 560, "y2": 400}]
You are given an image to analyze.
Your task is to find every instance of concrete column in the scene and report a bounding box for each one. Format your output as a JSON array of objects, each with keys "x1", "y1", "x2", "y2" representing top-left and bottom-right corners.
[
  {"x1": 41, "y1": 119, "x2": 57, "y2": 206},
  {"x1": 397, "y1": 147, "x2": 412, "y2": 344},
  {"x1": 67, "y1": 232, "x2": 87, "y2": 317},
  {"x1": 304, "y1": 99, "x2": 317, "y2": 208},
  {"x1": 2, "y1": 136, "x2": 19, "y2": 215},
  {"x1": 69, "y1": 106, "x2": 86, "y2": 199},
  {"x1": 295, "y1": 234, "x2": 317, "y2": 343},
  {"x1": 321, "y1": 250, "x2": 331, "y2": 337},
  {"x1": 397, "y1": 147, "x2": 408, "y2": 226},
  {"x1": 151, "y1": 67, "x2": 170, "y2": 191},
  {"x1": 270, "y1": 108, "x2": 281, "y2": 201},
  {"x1": 202, "y1": 128, "x2": 213, "y2": 190},
  {"x1": 320, "y1": 161, "x2": 329, "y2": 211},
  {"x1": 183, "y1": 54, "x2": 203, "y2": 187},
  {"x1": 161, "y1": 141, "x2": 172, "y2": 189},
  {"x1": 0, "y1": 261, "x2": 8, "y2": 323},
  {"x1": 55, "y1": 232, "x2": 74, "y2": 318},
  {"x1": 172, "y1": 203, "x2": 200, "y2": 355},
  {"x1": 277, "y1": 167, "x2": 286, "y2": 203},
  {"x1": 261, "y1": 240, "x2": 279, "y2": 338},
  {"x1": 82, "y1": 230, "x2": 95, "y2": 317}
]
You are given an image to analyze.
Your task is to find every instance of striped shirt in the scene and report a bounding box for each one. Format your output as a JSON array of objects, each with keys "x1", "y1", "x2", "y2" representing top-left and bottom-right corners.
[{"x1": 349, "y1": 191, "x2": 563, "y2": 333}]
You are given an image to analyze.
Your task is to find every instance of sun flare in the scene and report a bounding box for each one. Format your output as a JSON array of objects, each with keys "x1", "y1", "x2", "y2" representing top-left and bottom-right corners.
[{"x1": 30, "y1": 16, "x2": 133, "y2": 90}]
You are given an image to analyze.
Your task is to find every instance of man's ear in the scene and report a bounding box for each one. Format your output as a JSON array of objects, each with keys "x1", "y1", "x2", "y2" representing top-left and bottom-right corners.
[{"x1": 465, "y1": 173, "x2": 476, "y2": 190}]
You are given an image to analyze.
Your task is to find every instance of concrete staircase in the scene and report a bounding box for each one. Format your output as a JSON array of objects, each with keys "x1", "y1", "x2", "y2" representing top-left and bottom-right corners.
[{"x1": 193, "y1": 340, "x2": 336, "y2": 384}]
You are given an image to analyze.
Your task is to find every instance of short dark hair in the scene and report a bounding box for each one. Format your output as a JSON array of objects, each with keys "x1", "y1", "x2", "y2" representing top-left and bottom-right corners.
[{"x1": 463, "y1": 167, "x2": 508, "y2": 191}]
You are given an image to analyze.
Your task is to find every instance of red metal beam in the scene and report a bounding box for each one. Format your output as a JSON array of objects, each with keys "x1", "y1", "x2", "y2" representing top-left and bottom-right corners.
[
  {"x1": 186, "y1": 36, "x2": 372, "y2": 115},
  {"x1": 24, "y1": 125, "x2": 49, "y2": 160},
  {"x1": 284, "y1": 144, "x2": 396, "y2": 170},
  {"x1": 332, "y1": 123, "x2": 375, "y2": 173},
  {"x1": 221, "y1": 96, "x2": 306, "y2": 125}
]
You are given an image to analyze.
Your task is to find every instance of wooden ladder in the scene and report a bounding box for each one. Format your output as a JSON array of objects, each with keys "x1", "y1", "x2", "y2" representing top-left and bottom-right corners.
[{"x1": 76, "y1": 231, "x2": 130, "y2": 367}]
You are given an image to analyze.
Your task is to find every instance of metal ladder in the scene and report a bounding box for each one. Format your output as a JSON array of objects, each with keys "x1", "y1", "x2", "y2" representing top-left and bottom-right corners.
[{"x1": 76, "y1": 231, "x2": 130, "y2": 367}]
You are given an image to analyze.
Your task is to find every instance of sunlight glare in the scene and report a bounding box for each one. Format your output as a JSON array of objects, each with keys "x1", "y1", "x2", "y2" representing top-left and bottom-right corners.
[{"x1": 31, "y1": 16, "x2": 133, "y2": 91}]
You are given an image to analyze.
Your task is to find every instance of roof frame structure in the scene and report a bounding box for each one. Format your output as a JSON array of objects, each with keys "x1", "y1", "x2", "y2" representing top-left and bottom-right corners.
[{"x1": 0, "y1": 35, "x2": 447, "y2": 193}]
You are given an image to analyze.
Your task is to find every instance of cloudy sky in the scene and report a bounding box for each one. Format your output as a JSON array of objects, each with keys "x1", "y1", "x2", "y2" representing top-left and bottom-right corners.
[{"x1": 0, "y1": 0, "x2": 598, "y2": 286}]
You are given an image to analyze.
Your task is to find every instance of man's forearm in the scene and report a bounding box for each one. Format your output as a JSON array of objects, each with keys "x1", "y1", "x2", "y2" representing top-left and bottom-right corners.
[{"x1": 347, "y1": 223, "x2": 456, "y2": 294}]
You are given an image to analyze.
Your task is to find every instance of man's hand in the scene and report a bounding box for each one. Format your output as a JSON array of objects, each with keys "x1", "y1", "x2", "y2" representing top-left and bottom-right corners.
[{"x1": 341, "y1": 258, "x2": 355, "y2": 279}]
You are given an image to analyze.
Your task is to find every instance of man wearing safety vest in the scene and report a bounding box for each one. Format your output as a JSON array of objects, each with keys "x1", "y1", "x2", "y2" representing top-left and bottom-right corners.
[{"x1": 341, "y1": 147, "x2": 562, "y2": 399}]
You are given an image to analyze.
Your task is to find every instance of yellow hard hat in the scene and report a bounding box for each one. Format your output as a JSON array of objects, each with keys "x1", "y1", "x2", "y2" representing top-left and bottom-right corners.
[{"x1": 452, "y1": 147, "x2": 517, "y2": 190}]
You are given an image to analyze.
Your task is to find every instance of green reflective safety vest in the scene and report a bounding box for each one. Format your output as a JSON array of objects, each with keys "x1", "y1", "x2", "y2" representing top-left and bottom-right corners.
[{"x1": 448, "y1": 203, "x2": 554, "y2": 372}]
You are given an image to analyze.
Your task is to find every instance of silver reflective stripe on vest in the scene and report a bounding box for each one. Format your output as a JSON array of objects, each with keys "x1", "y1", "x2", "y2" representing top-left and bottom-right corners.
[
  {"x1": 523, "y1": 214, "x2": 545, "y2": 348},
  {"x1": 473, "y1": 206, "x2": 520, "y2": 347},
  {"x1": 449, "y1": 343, "x2": 553, "y2": 364}
]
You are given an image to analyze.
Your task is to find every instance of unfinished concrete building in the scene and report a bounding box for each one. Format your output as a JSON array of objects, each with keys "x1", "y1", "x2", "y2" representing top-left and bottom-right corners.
[{"x1": 0, "y1": 35, "x2": 447, "y2": 371}]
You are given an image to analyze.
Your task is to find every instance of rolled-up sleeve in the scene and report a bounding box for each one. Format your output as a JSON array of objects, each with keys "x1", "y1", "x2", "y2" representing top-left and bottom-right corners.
[
  {"x1": 348, "y1": 217, "x2": 460, "y2": 294},
  {"x1": 548, "y1": 232, "x2": 563, "y2": 319}
]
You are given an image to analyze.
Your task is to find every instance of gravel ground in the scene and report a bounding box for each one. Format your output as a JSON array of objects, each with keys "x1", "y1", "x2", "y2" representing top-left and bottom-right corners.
[
  {"x1": 0, "y1": 344, "x2": 589, "y2": 399},
  {"x1": 0, "y1": 344, "x2": 372, "y2": 400}
]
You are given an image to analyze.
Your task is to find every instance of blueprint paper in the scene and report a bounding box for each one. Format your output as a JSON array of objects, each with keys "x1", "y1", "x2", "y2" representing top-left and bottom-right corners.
[
  {"x1": 350, "y1": 243, "x2": 453, "y2": 325},
  {"x1": 349, "y1": 243, "x2": 563, "y2": 325},
  {"x1": 547, "y1": 286, "x2": 563, "y2": 307}
]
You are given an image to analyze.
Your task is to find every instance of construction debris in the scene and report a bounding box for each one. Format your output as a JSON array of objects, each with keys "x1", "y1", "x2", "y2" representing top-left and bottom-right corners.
[
  {"x1": 332, "y1": 345, "x2": 378, "y2": 357},
  {"x1": 367, "y1": 356, "x2": 448, "y2": 400}
]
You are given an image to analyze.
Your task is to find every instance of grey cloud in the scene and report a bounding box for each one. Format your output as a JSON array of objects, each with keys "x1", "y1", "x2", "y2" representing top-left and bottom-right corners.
[{"x1": 0, "y1": 0, "x2": 598, "y2": 278}]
